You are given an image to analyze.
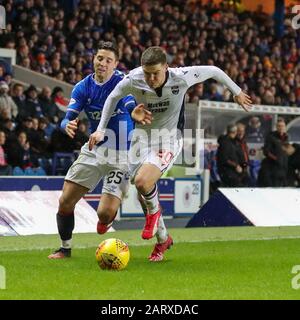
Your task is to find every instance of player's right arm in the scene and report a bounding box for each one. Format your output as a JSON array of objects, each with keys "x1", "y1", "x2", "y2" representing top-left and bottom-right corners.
[
  {"x1": 60, "y1": 83, "x2": 85, "y2": 139},
  {"x1": 88, "y1": 77, "x2": 131, "y2": 150}
]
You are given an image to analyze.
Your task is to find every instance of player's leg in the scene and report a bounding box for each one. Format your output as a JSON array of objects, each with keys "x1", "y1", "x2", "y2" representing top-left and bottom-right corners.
[
  {"x1": 96, "y1": 193, "x2": 121, "y2": 234},
  {"x1": 138, "y1": 191, "x2": 168, "y2": 244},
  {"x1": 48, "y1": 145, "x2": 104, "y2": 259},
  {"x1": 96, "y1": 169, "x2": 130, "y2": 234},
  {"x1": 134, "y1": 164, "x2": 163, "y2": 239},
  {"x1": 48, "y1": 181, "x2": 88, "y2": 259},
  {"x1": 134, "y1": 140, "x2": 183, "y2": 259},
  {"x1": 138, "y1": 190, "x2": 172, "y2": 261}
]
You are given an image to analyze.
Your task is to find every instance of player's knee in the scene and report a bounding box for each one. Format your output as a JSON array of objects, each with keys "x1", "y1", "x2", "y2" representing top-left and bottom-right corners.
[
  {"x1": 134, "y1": 176, "x2": 150, "y2": 194},
  {"x1": 58, "y1": 195, "x2": 75, "y2": 214},
  {"x1": 97, "y1": 207, "x2": 116, "y2": 224}
]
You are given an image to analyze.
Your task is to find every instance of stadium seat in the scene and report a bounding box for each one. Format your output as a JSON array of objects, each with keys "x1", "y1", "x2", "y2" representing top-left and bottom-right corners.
[
  {"x1": 51, "y1": 152, "x2": 75, "y2": 175},
  {"x1": 12, "y1": 167, "x2": 25, "y2": 176}
]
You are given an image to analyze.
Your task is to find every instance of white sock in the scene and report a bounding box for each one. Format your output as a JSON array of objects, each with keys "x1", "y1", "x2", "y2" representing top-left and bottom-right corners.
[
  {"x1": 156, "y1": 216, "x2": 168, "y2": 243},
  {"x1": 143, "y1": 184, "x2": 159, "y2": 214},
  {"x1": 138, "y1": 193, "x2": 148, "y2": 215},
  {"x1": 61, "y1": 239, "x2": 72, "y2": 249}
]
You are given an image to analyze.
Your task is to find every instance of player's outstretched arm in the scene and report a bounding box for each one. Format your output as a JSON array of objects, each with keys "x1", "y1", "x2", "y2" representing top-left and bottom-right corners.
[
  {"x1": 184, "y1": 65, "x2": 252, "y2": 111},
  {"x1": 233, "y1": 91, "x2": 252, "y2": 112}
]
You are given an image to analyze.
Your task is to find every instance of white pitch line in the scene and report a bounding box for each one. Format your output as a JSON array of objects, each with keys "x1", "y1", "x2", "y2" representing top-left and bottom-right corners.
[{"x1": 1, "y1": 234, "x2": 300, "y2": 252}]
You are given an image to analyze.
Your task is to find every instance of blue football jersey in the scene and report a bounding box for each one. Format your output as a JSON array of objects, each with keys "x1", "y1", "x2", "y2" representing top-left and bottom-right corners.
[{"x1": 62, "y1": 71, "x2": 136, "y2": 150}]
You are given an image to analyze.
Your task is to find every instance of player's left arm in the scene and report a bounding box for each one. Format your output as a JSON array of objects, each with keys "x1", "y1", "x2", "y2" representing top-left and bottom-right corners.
[
  {"x1": 61, "y1": 83, "x2": 85, "y2": 138},
  {"x1": 122, "y1": 95, "x2": 136, "y2": 114},
  {"x1": 183, "y1": 66, "x2": 252, "y2": 111}
]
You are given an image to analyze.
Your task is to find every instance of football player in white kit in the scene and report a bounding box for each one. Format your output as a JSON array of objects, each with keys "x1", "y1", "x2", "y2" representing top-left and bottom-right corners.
[{"x1": 89, "y1": 46, "x2": 252, "y2": 261}]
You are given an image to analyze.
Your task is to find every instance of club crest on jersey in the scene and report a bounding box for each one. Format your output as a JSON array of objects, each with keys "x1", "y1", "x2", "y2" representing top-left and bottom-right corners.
[
  {"x1": 69, "y1": 98, "x2": 76, "y2": 105},
  {"x1": 171, "y1": 86, "x2": 179, "y2": 95}
]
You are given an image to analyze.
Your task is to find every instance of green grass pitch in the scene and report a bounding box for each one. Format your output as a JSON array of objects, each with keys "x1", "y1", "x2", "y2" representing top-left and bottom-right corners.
[{"x1": 1, "y1": 226, "x2": 300, "y2": 300}]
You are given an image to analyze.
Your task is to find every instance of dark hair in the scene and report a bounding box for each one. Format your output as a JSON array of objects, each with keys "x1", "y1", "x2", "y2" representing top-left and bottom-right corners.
[
  {"x1": 227, "y1": 124, "x2": 237, "y2": 134},
  {"x1": 141, "y1": 46, "x2": 167, "y2": 66},
  {"x1": 52, "y1": 86, "x2": 63, "y2": 97},
  {"x1": 97, "y1": 41, "x2": 119, "y2": 60},
  {"x1": 277, "y1": 118, "x2": 286, "y2": 125},
  {"x1": 12, "y1": 83, "x2": 23, "y2": 90}
]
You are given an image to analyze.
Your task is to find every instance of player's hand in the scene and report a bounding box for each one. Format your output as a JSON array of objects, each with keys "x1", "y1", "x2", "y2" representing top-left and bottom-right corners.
[
  {"x1": 131, "y1": 104, "x2": 153, "y2": 125},
  {"x1": 88, "y1": 130, "x2": 105, "y2": 151},
  {"x1": 65, "y1": 119, "x2": 79, "y2": 139},
  {"x1": 234, "y1": 91, "x2": 252, "y2": 112}
]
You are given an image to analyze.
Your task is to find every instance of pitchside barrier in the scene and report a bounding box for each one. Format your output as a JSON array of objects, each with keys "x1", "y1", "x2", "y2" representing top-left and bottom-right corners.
[
  {"x1": 0, "y1": 191, "x2": 98, "y2": 236},
  {"x1": 0, "y1": 177, "x2": 202, "y2": 235},
  {"x1": 186, "y1": 188, "x2": 300, "y2": 227}
]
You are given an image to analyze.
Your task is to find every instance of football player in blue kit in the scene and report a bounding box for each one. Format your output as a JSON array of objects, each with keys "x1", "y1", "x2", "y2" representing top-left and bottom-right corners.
[{"x1": 48, "y1": 42, "x2": 137, "y2": 259}]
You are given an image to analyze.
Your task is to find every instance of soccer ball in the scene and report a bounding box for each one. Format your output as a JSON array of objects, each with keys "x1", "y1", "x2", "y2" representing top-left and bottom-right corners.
[{"x1": 95, "y1": 238, "x2": 130, "y2": 270}]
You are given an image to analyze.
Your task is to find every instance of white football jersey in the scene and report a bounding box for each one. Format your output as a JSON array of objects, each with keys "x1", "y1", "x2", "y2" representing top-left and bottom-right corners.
[{"x1": 97, "y1": 65, "x2": 241, "y2": 143}]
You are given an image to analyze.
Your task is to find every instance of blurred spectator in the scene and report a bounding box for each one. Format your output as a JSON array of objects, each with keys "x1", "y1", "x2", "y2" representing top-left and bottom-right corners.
[
  {"x1": 0, "y1": 130, "x2": 12, "y2": 176},
  {"x1": 0, "y1": 119, "x2": 16, "y2": 143},
  {"x1": 245, "y1": 116, "x2": 265, "y2": 143},
  {"x1": 236, "y1": 123, "x2": 250, "y2": 186},
  {"x1": 11, "y1": 83, "x2": 27, "y2": 121},
  {"x1": 6, "y1": 131, "x2": 38, "y2": 170},
  {"x1": 15, "y1": 117, "x2": 33, "y2": 137},
  {"x1": 269, "y1": 118, "x2": 289, "y2": 143},
  {"x1": 24, "y1": 85, "x2": 44, "y2": 118},
  {"x1": 0, "y1": 81, "x2": 18, "y2": 121},
  {"x1": 39, "y1": 116, "x2": 56, "y2": 140},
  {"x1": 257, "y1": 127, "x2": 288, "y2": 187},
  {"x1": 51, "y1": 86, "x2": 68, "y2": 120},
  {"x1": 38, "y1": 86, "x2": 62, "y2": 123},
  {"x1": 216, "y1": 124, "x2": 247, "y2": 187},
  {"x1": 29, "y1": 118, "x2": 50, "y2": 158},
  {"x1": 282, "y1": 143, "x2": 300, "y2": 187}
]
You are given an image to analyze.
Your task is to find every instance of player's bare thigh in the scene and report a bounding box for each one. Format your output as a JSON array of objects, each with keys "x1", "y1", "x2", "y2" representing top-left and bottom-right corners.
[
  {"x1": 59, "y1": 180, "x2": 89, "y2": 214},
  {"x1": 97, "y1": 193, "x2": 121, "y2": 224},
  {"x1": 134, "y1": 163, "x2": 162, "y2": 194}
]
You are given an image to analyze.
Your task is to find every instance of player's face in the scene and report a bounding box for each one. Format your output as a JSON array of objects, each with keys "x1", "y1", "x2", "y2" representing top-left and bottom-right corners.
[
  {"x1": 142, "y1": 63, "x2": 168, "y2": 89},
  {"x1": 94, "y1": 49, "x2": 118, "y2": 81}
]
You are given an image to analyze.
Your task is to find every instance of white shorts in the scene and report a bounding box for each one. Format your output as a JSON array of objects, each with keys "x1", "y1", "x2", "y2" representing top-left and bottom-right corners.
[
  {"x1": 129, "y1": 138, "x2": 183, "y2": 179},
  {"x1": 65, "y1": 143, "x2": 130, "y2": 200}
]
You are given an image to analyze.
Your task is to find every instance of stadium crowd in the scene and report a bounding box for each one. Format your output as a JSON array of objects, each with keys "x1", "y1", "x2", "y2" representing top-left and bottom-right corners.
[
  {"x1": 1, "y1": 0, "x2": 300, "y2": 106},
  {"x1": 0, "y1": 0, "x2": 299, "y2": 182}
]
